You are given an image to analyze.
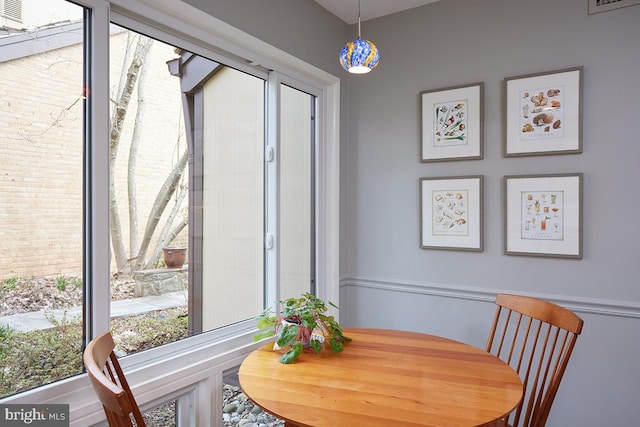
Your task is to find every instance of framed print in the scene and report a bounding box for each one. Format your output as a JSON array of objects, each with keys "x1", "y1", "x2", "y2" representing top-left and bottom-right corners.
[
  {"x1": 589, "y1": 0, "x2": 640, "y2": 14},
  {"x1": 420, "y1": 82, "x2": 483, "y2": 162},
  {"x1": 503, "y1": 67, "x2": 583, "y2": 157},
  {"x1": 504, "y1": 173, "x2": 583, "y2": 259},
  {"x1": 420, "y1": 175, "x2": 483, "y2": 251}
]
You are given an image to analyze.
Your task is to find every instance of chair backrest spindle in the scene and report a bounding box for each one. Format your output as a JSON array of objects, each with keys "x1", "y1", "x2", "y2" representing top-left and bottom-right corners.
[{"x1": 485, "y1": 294, "x2": 583, "y2": 427}]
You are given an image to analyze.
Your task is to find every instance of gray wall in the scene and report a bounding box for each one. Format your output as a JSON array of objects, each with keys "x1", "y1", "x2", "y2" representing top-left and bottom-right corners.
[
  {"x1": 342, "y1": 0, "x2": 640, "y2": 425},
  {"x1": 343, "y1": 0, "x2": 640, "y2": 304},
  {"x1": 185, "y1": 0, "x2": 640, "y2": 425},
  {"x1": 182, "y1": 0, "x2": 348, "y2": 76}
]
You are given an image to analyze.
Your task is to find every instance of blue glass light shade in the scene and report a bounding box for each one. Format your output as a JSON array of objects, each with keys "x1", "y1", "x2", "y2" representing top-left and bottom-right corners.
[{"x1": 339, "y1": 37, "x2": 380, "y2": 74}]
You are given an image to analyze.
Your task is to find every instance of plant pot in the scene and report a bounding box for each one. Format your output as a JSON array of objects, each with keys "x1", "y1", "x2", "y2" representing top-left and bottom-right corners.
[{"x1": 163, "y1": 247, "x2": 187, "y2": 269}]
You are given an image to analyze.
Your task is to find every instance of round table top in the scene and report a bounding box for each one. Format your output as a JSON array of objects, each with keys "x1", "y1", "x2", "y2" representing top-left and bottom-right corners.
[{"x1": 239, "y1": 328, "x2": 523, "y2": 427}]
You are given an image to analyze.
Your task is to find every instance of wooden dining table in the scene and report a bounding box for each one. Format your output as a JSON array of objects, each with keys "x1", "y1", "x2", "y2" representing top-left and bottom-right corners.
[{"x1": 238, "y1": 328, "x2": 523, "y2": 427}]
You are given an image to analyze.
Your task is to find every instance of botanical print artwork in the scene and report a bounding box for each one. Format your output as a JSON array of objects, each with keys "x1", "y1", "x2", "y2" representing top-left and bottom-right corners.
[
  {"x1": 521, "y1": 191, "x2": 564, "y2": 240},
  {"x1": 432, "y1": 190, "x2": 469, "y2": 236},
  {"x1": 520, "y1": 86, "x2": 565, "y2": 141},
  {"x1": 433, "y1": 100, "x2": 468, "y2": 147}
]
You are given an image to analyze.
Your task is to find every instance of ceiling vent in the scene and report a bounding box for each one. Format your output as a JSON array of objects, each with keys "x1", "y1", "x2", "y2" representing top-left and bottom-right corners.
[{"x1": 2, "y1": 0, "x2": 22, "y2": 23}]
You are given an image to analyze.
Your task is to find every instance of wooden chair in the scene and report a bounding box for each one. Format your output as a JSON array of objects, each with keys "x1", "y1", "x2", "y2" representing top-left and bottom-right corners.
[
  {"x1": 83, "y1": 332, "x2": 146, "y2": 427},
  {"x1": 485, "y1": 294, "x2": 583, "y2": 427}
]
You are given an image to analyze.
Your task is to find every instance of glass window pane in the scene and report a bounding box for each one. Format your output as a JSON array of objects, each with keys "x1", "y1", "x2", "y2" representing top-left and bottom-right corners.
[
  {"x1": 0, "y1": 0, "x2": 85, "y2": 397},
  {"x1": 108, "y1": 26, "x2": 189, "y2": 351},
  {"x1": 143, "y1": 401, "x2": 177, "y2": 427},
  {"x1": 279, "y1": 85, "x2": 314, "y2": 299},
  {"x1": 108, "y1": 25, "x2": 266, "y2": 343},
  {"x1": 200, "y1": 67, "x2": 265, "y2": 331}
]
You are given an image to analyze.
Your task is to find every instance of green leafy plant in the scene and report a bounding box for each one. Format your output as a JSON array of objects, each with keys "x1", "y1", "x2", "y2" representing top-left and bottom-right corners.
[
  {"x1": 2, "y1": 277, "x2": 18, "y2": 290},
  {"x1": 253, "y1": 293, "x2": 350, "y2": 364},
  {"x1": 55, "y1": 276, "x2": 67, "y2": 291},
  {"x1": 1, "y1": 277, "x2": 19, "y2": 298}
]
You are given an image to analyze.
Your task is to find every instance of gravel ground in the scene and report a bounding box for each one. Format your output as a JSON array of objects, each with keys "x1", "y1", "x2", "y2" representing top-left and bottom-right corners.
[
  {"x1": 143, "y1": 384, "x2": 285, "y2": 427},
  {"x1": 0, "y1": 275, "x2": 134, "y2": 316},
  {"x1": 223, "y1": 383, "x2": 285, "y2": 427}
]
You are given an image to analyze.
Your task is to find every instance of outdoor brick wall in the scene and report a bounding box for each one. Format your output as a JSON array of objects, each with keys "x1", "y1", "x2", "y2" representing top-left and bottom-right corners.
[{"x1": 0, "y1": 29, "x2": 188, "y2": 280}]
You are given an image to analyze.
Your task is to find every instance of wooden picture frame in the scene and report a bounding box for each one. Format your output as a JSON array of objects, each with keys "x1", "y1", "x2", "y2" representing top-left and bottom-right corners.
[
  {"x1": 420, "y1": 82, "x2": 483, "y2": 162},
  {"x1": 420, "y1": 175, "x2": 483, "y2": 251},
  {"x1": 504, "y1": 173, "x2": 583, "y2": 259},
  {"x1": 503, "y1": 67, "x2": 583, "y2": 157}
]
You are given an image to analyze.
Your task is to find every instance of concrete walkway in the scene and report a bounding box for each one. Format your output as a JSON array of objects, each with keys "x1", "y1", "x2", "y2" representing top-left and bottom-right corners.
[{"x1": 0, "y1": 292, "x2": 186, "y2": 332}]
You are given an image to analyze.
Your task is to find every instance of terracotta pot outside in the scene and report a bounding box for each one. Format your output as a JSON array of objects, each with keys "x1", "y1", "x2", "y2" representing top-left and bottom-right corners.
[{"x1": 163, "y1": 247, "x2": 187, "y2": 268}]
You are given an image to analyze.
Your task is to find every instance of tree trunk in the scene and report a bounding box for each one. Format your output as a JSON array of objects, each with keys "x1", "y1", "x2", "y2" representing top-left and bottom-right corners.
[
  {"x1": 133, "y1": 149, "x2": 189, "y2": 271},
  {"x1": 108, "y1": 35, "x2": 153, "y2": 274},
  {"x1": 128, "y1": 38, "x2": 154, "y2": 256}
]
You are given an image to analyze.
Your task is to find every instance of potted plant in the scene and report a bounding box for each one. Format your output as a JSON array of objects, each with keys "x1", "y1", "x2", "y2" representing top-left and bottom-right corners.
[{"x1": 253, "y1": 293, "x2": 351, "y2": 364}]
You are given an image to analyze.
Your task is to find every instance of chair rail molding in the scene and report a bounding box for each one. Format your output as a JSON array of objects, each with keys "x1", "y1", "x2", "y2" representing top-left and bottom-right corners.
[{"x1": 340, "y1": 277, "x2": 640, "y2": 319}]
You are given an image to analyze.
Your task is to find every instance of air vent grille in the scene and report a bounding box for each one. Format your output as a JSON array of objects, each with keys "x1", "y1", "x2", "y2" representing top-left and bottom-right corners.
[{"x1": 2, "y1": 0, "x2": 23, "y2": 22}]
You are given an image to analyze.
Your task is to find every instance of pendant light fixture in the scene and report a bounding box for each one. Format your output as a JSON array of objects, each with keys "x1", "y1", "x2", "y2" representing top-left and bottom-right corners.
[{"x1": 339, "y1": 0, "x2": 380, "y2": 74}]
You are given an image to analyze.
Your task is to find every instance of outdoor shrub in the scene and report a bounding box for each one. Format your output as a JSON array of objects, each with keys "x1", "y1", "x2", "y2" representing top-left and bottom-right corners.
[
  {"x1": 0, "y1": 325, "x2": 15, "y2": 388},
  {"x1": 0, "y1": 313, "x2": 83, "y2": 396},
  {"x1": 0, "y1": 308, "x2": 188, "y2": 398},
  {"x1": 2, "y1": 277, "x2": 18, "y2": 289},
  {"x1": 55, "y1": 276, "x2": 68, "y2": 291},
  {"x1": 1, "y1": 277, "x2": 18, "y2": 298}
]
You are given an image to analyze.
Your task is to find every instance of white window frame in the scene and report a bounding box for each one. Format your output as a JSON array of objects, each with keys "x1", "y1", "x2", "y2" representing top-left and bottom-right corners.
[{"x1": 0, "y1": 0, "x2": 339, "y2": 425}]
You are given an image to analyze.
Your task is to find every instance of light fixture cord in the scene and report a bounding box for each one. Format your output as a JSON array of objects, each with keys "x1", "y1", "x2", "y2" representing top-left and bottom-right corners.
[{"x1": 358, "y1": 0, "x2": 362, "y2": 38}]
